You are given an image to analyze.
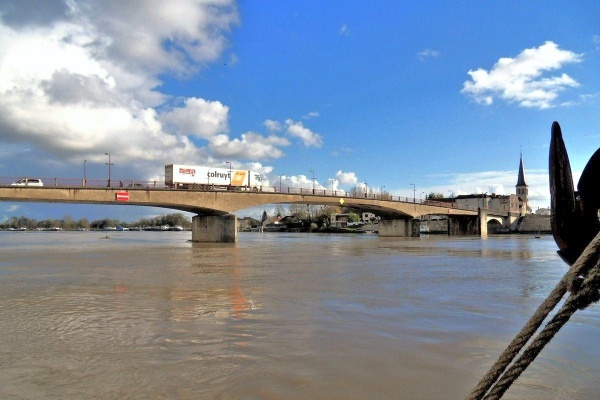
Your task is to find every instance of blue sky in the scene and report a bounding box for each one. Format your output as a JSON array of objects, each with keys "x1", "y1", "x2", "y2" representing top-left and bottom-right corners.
[{"x1": 0, "y1": 0, "x2": 599, "y2": 222}]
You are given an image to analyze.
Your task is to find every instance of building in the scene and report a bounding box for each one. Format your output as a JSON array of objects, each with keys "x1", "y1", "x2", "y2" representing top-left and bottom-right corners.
[
  {"x1": 330, "y1": 213, "x2": 350, "y2": 228},
  {"x1": 360, "y1": 212, "x2": 379, "y2": 224}
]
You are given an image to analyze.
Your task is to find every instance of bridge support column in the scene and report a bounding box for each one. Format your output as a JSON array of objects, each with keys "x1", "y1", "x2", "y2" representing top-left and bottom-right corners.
[
  {"x1": 192, "y1": 214, "x2": 237, "y2": 243},
  {"x1": 479, "y1": 208, "x2": 488, "y2": 237},
  {"x1": 378, "y1": 218, "x2": 420, "y2": 237}
]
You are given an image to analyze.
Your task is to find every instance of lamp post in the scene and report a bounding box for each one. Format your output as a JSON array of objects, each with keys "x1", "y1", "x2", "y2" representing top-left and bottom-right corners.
[
  {"x1": 381, "y1": 185, "x2": 385, "y2": 199},
  {"x1": 279, "y1": 174, "x2": 284, "y2": 192},
  {"x1": 420, "y1": 192, "x2": 425, "y2": 202},
  {"x1": 83, "y1": 159, "x2": 87, "y2": 186},
  {"x1": 226, "y1": 161, "x2": 232, "y2": 186},
  {"x1": 105, "y1": 153, "x2": 113, "y2": 187},
  {"x1": 410, "y1": 183, "x2": 416, "y2": 203},
  {"x1": 310, "y1": 170, "x2": 315, "y2": 193}
]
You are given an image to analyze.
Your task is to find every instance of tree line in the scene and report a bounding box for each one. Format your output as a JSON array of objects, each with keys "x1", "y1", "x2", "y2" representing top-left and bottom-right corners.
[{"x1": 1, "y1": 213, "x2": 192, "y2": 230}]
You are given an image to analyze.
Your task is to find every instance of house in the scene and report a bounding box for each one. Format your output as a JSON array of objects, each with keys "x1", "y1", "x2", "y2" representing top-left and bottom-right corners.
[{"x1": 330, "y1": 213, "x2": 350, "y2": 228}]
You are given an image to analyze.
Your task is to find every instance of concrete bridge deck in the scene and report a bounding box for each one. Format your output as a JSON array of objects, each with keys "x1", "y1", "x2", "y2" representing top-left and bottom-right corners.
[{"x1": 0, "y1": 186, "x2": 507, "y2": 242}]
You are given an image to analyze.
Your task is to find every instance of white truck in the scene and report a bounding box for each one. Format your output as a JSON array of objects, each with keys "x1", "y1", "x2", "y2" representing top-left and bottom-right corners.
[{"x1": 165, "y1": 164, "x2": 262, "y2": 190}]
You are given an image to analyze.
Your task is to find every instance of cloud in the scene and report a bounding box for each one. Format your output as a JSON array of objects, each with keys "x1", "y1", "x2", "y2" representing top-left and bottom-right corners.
[
  {"x1": 209, "y1": 132, "x2": 289, "y2": 160},
  {"x1": 302, "y1": 111, "x2": 319, "y2": 119},
  {"x1": 594, "y1": 35, "x2": 600, "y2": 50},
  {"x1": 417, "y1": 49, "x2": 440, "y2": 62},
  {"x1": 339, "y1": 24, "x2": 349, "y2": 36},
  {"x1": 263, "y1": 119, "x2": 282, "y2": 132},
  {"x1": 335, "y1": 170, "x2": 358, "y2": 185},
  {"x1": 161, "y1": 98, "x2": 230, "y2": 139},
  {"x1": 0, "y1": 1, "x2": 298, "y2": 173},
  {"x1": 461, "y1": 41, "x2": 583, "y2": 109},
  {"x1": 285, "y1": 119, "x2": 323, "y2": 147}
]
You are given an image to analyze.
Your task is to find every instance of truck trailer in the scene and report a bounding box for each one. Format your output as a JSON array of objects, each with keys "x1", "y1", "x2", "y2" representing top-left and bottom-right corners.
[{"x1": 165, "y1": 164, "x2": 262, "y2": 190}]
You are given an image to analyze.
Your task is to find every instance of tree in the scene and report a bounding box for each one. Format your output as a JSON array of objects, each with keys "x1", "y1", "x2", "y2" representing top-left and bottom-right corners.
[
  {"x1": 61, "y1": 214, "x2": 77, "y2": 231},
  {"x1": 288, "y1": 204, "x2": 308, "y2": 219},
  {"x1": 348, "y1": 212, "x2": 360, "y2": 222},
  {"x1": 348, "y1": 185, "x2": 366, "y2": 198},
  {"x1": 427, "y1": 192, "x2": 445, "y2": 200}
]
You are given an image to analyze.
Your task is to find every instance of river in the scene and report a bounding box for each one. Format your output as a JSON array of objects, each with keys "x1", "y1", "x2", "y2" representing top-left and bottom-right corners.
[{"x1": 0, "y1": 231, "x2": 598, "y2": 399}]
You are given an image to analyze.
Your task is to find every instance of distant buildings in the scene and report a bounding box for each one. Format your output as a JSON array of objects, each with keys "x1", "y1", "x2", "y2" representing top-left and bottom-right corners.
[{"x1": 449, "y1": 154, "x2": 532, "y2": 217}]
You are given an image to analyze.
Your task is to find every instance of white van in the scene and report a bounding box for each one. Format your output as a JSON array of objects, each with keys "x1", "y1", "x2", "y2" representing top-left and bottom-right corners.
[{"x1": 11, "y1": 178, "x2": 44, "y2": 187}]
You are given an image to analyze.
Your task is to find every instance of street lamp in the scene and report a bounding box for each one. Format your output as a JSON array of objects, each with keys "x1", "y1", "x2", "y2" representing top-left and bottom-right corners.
[
  {"x1": 83, "y1": 159, "x2": 87, "y2": 186},
  {"x1": 381, "y1": 185, "x2": 386, "y2": 198},
  {"x1": 310, "y1": 170, "x2": 315, "y2": 193},
  {"x1": 105, "y1": 153, "x2": 113, "y2": 187},
  {"x1": 420, "y1": 192, "x2": 425, "y2": 202},
  {"x1": 226, "y1": 161, "x2": 232, "y2": 186},
  {"x1": 279, "y1": 174, "x2": 284, "y2": 192},
  {"x1": 410, "y1": 183, "x2": 416, "y2": 203}
]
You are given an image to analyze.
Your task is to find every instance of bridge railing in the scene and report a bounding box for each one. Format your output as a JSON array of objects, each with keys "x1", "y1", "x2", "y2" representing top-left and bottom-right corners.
[
  {"x1": 0, "y1": 176, "x2": 167, "y2": 189},
  {"x1": 0, "y1": 176, "x2": 461, "y2": 206}
]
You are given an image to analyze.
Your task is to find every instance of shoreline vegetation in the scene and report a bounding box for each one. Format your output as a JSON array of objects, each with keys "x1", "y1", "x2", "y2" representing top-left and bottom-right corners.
[{"x1": 0, "y1": 212, "x2": 193, "y2": 232}]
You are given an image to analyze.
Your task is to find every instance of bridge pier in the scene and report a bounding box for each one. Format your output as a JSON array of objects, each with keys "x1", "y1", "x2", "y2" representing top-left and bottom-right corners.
[
  {"x1": 378, "y1": 218, "x2": 420, "y2": 237},
  {"x1": 192, "y1": 214, "x2": 237, "y2": 243},
  {"x1": 447, "y1": 208, "x2": 487, "y2": 236}
]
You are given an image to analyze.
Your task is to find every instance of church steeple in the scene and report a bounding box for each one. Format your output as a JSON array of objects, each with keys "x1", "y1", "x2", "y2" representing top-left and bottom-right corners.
[
  {"x1": 515, "y1": 153, "x2": 529, "y2": 215},
  {"x1": 516, "y1": 153, "x2": 527, "y2": 187}
]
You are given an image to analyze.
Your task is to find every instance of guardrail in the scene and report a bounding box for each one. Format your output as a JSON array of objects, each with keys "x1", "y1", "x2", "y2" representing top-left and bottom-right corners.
[{"x1": 0, "y1": 176, "x2": 460, "y2": 207}]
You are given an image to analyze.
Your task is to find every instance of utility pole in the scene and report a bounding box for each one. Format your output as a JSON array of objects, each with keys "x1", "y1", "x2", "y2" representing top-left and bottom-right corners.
[
  {"x1": 410, "y1": 183, "x2": 416, "y2": 203},
  {"x1": 310, "y1": 170, "x2": 315, "y2": 193},
  {"x1": 105, "y1": 153, "x2": 113, "y2": 187}
]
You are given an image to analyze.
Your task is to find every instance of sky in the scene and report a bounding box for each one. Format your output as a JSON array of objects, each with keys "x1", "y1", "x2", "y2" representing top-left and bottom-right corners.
[{"x1": 0, "y1": 0, "x2": 599, "y2": 222}]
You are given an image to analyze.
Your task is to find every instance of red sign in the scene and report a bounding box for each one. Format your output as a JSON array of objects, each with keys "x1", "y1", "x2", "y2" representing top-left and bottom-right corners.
[{"x1": 116, "y1": 191, "x2": 129, "y2": 202}]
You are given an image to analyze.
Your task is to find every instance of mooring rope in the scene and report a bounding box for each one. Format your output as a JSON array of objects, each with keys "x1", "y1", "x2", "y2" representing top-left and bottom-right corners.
[{"x1": 466, "y1": 232, "x2": 600, "y2": 400}]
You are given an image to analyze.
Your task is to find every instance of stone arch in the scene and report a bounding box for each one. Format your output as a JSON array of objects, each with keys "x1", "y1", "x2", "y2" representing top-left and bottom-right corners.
[{"x1": 487, "y1": 218, "x2": 503, "y2": 233}]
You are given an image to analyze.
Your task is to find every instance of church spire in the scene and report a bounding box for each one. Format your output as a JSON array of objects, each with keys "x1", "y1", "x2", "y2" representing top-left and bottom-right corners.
[
  {"x1": 516, "y1": 153, "x2": 530, "y2": 215},
  {"x1": 516, "y1": 153, "x2": 528, "y2": 187}
]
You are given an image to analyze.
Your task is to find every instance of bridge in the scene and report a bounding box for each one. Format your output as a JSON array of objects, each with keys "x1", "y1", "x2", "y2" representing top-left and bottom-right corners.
[{"x1": 0, "y1": 177, "x2": 510, "y2": 242}]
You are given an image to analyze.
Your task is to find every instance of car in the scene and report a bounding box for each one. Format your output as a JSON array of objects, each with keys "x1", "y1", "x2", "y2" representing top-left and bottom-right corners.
[{"x1": 11, "y1": 178, "x2": 44, "y2": 187}]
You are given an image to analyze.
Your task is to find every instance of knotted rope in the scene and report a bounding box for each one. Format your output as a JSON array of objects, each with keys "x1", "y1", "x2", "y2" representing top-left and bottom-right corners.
[{"x1": 467, "y1": 232, "x2": 600, "y2": 400}]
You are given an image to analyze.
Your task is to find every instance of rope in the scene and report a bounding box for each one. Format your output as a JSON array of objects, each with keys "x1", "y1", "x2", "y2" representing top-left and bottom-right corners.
[{"x1": 466, "y1": 232, "x2": 600, "y2": 400}]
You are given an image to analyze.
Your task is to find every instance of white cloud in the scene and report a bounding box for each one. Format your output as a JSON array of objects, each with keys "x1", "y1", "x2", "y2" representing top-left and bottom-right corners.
[
  {"x1": 263, "y1": 119, "x2": 282, "y2": 132},
  {"x1": 303, "y1": 111, "x2": 319, "y2": 119},
  {"x1": 335, "y1": 170, "x2": 358, "y2": 185},
  {"x1": 209, "y1": 132, "x2": 289, "y2": 160},
  {"x1": 285, "y1": 119, "x2": 323, "y2": 147},
  {"x1": 594, "y1": 34, "x2": 600, "y2": 50},
  {"x1": 461, "y1": 41, "x2": 583, "y2": 109},
  {"x1": 283, "y1": 174, "x2": 314, "y2": 188},
  {"x1": 339, "y1": 24, "x2": 349, "y2": 36},
  {"x1": 69, "y1": 1, "x2": 239, "y2": 76},
  {"x1": 161, "y1": 98, "x2": 230, "y2": 139},
  {"x1": 417, "y1": 49, "x2": 440, "y2": 62}
]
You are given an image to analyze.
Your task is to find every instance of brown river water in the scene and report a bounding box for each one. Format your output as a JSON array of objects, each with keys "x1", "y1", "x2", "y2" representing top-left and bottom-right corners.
[{"x1": 1, "y1": 231, "x2": 599, "y2": 399}]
